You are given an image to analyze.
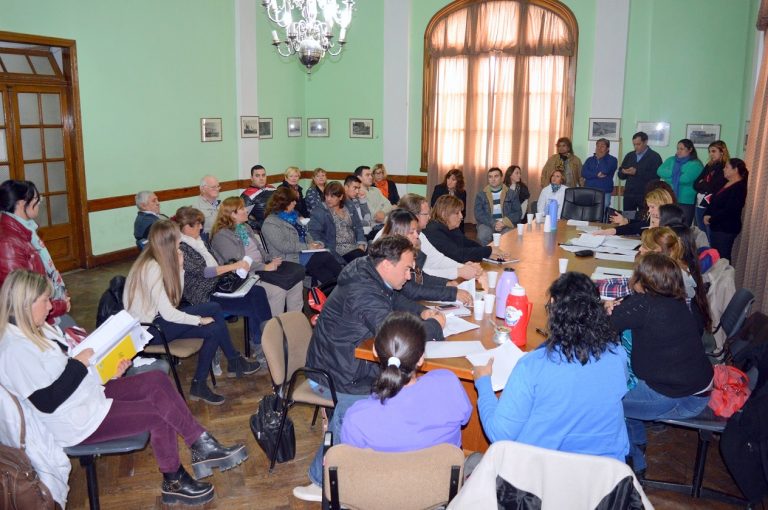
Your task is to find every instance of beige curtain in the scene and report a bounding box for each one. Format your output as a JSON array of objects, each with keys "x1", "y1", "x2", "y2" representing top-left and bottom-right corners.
[
  {"x1": 425, "y1": 0, "x2": 576, "y2": 222},
  {"x1": 734, "y1": 11, "x2": 768, "y2": 314}
]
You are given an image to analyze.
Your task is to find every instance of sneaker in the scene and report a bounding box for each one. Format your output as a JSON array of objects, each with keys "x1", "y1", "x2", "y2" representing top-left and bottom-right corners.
[
  {"x1": 293, "y1": 483, "x2": 322, "y2": 502},
  {"x1": 227, "y1": 355, "x2": 261, "y2": 378},
  {"x1": 212, "y1": 350, "x2": 223, "y2": 377},
  {"x1": 189, "y1": 379, "x2": 225, "y2": 406},
  {"x1": 250, "y1": 343, "x2": 267, "y2": 365}
]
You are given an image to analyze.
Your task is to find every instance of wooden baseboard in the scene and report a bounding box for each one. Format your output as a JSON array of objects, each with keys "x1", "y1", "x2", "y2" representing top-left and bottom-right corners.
[{"x1": 86, "y1": 246, "x2": 139, "y2": 268}]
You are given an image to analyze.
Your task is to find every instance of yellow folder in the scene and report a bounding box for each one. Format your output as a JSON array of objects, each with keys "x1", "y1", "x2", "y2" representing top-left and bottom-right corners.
[{"x1": 93, "y1": 333, "x2": 138, "y2": 384}]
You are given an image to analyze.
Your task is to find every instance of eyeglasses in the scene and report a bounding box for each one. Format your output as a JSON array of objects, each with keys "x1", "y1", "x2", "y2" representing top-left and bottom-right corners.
[{"x1": 205, "y1": 184, "x2": 221, "y2": 190}]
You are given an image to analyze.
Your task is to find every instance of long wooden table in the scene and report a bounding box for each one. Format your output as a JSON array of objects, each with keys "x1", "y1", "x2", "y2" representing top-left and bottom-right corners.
[{"x1": 355, "y1": 220, "x2": 636, "y2": 452}]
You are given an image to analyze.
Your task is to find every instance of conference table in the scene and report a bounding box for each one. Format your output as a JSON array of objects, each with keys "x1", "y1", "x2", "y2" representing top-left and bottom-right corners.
[{"x1": 355, "y1": 220, "x2": 637, "y2": 452}]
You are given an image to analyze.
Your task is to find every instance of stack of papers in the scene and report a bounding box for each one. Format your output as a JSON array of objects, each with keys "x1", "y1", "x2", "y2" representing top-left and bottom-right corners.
[
  {"x1": 595, "y1": 252, "x2": 637, "y2": 263},
  {"x1": 424, "y1": 341, "x2": 485, "y2": 359},
  {"x1": 466, "y1": 341, "x2": 526, "y2": 391},
  {"x1": 561, "y1": 233, "x2": 639, "y2": 259},
  {"x1": 566, "y1": 219, "x2": 590, "y2": 227},
  {"x1": 591, "y1": 266, "x2": 634, "y2": 280}
]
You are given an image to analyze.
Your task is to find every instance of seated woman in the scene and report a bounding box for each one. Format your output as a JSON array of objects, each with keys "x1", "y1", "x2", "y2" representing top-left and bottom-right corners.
[
  {"x1": 341, "y1": 312, "x2": 471, "y2": 451},
  {"x1": 0, "y1": 270, "x2": 248, "y2": 507},
  {"x1": 308, "y1": 181, "x2": 367, "y2": 264},
  {"x1": 704, "y1": 157, "x2": 749, "y2": 261},
  {"x1": 660, "y1": 203, "x2": 709, "y2": 250},
  {"x1": 125, "y1": 220, "x2": 260, "y2": 405},
  {"x1": 173, "y1": 206, "x2": 272, "y2": 357},
  {"x1": 504, "y1": 165, "x2": 531, "y2": 220},
  {"x1": 303, "y1": 167, "x2": 327, "y2": 215},
  {"x1": 380, "y1": 209, "x2": 471, "y2": 305},
  {"x1": 261, "y1": 186, "x2": 342, "y2": 284},
  {"x1": 423, "y1": 195, "x2": 506, "y2": 264},
  {"x1": 472, "y1": 272, "x2": 628, "y2": 461},
  {"x1": 536, "y1": 169, "x2": 568, "y2": 219},
  {"x1": 372, "y1": 163, "x2": 400, "y2": 206},
  {"x1": 0, "y1": 180, "x2": 72, "y2": 326},
  {"x1": 210, "y1": 197, "x2": 304, "y2": 315},
  {"x1": 278, "y1": 166, "x2": 308, "y2": 217},
  {"x1": 594, "y1": 186, "x2": 676, "y2": 236},
  {"x1": 430, "y1": 169, "x2": 466, "y2": 232},
  {"x1": 608, "y1": 253, "x2": 713, "y2": 475}
]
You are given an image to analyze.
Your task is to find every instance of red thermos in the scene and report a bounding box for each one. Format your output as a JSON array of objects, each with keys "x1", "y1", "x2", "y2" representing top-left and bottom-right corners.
[{"x1": 505, "y1": 284, "x2": 532, "y2": 348}]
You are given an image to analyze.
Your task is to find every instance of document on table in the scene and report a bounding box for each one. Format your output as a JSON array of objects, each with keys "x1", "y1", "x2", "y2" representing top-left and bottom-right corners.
[
  {"x1": 595, "y1": 252, "x2": 637, "y2": 263},
  {"x1": 466, "y1": 341, "x2": 526, "y2": 391},
  {"x1": 569, "y1": 234, "x2": 606, "y2": 248},
  {"x1": 591, "y1": 266, "x2": 634, "y2": 280},
  {"x1": 424, "y1": 341, "x2": 485, "y2": 359},
  {"x1": 602, "y1": 237, "x2": 641, "y2": 251},
  {"x1": 566, "y1": 219, "x2": 590, "y2": 227},
  {"x1": 442, "y1": 315, "x2": 480, "y2": 338}
]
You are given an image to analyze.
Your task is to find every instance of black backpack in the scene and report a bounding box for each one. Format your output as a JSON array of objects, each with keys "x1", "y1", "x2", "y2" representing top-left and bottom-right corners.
[{"x1": 95, "y1": 275, "x2": 126, "y2": 327}]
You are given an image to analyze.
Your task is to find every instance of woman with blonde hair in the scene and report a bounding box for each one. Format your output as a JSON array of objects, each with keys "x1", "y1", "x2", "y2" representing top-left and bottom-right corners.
[
  {"x1": 594, "y1": 185, "x2": 676, "y2": 236},
  {"x1": 210, "y1": 197, "x2": 304, "y2": 315},
  {"x1": 124, "y1": 220, "x2": 260, "y2": 405},
  {"x1": 373, "y1": 163, "x2": 400, "y2": 205},
  {"x1": 0, "y1": 269, "x2": 249, "y2": 507},
  {"x1": 304, "y1": 167, "x2": 328, "y2": 215},
  {"x1": 278, "y1": 166, "x2": 308, "y2": 217}
]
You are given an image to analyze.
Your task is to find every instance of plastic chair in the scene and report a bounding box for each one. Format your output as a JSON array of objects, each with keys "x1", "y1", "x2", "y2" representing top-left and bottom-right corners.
[
  {"x1": 261, "y1": 311, "x2": 337, "y2": 471},
  {"x1": 322, "y1": 432, "x2": 463, "y2": 510},
  {"x1": 64, "y1": 433, "x2": 150, "y2": 510},
  {"x1": 715, "y1": 288, "x2": 755, "y2": 340},
  {"x1": 560, "y1": 187, "x2": 606, "y2": 222}
]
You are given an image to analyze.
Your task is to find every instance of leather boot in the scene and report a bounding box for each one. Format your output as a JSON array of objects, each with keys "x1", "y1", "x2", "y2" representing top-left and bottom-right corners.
[
  {"x1": 226, "y1": 355, "x2": 261, "y2": 378},
  {"x1": 190, "y1": 431, "x2": 248, "y2": 479},
  {"x1": 161, "y1": 465, "x2": 215, "y2": 506},
  {"x1": 189, "y1": 379, "x2": 225, "y2": 406}
]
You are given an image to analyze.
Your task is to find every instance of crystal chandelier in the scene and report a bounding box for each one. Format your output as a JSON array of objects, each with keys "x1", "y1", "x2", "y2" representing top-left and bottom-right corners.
[{"x1": 262, "y1": 0, "x2": 355, "y2": 73}]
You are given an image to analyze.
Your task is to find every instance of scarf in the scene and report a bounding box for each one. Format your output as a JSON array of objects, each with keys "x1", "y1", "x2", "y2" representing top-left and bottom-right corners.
[
  {"x1": 278, "y1": 210, "x2": 307, "y2": 242},
  {"x1": 375, "y1": 180, "x2": 389, "y2": 199},
  {"x1": 180, "y1": 233, "x2": 218, "y2": 267},
  {"x1": 5, "y1": 212, "x2": 66, "y2": 299},
  {"x1": 550, "y1": 183, "x2": 562, "y2": 193},
  {"x1": 235, "y1": 223, "x2": 251, "y2": 247},
  {"x1": 671, "y1": 156, "x2": 690, "y2": 198}
]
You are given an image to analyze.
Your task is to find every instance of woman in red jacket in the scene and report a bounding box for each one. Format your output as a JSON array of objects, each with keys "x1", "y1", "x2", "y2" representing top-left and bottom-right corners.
[{"x1": 0, "y1": 180, "x2": 70, "y2": 324}]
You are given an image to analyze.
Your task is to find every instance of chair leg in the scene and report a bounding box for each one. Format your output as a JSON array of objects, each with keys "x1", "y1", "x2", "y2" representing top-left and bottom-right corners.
[
  {"x1": 269, "y1": 402, "x2": 291, "y2": 472},
  {"x1": 243, "y1": 317, "x2": 251, "y2": 358},
  {"x1": 311, "y1": 405, "x2": 320, "y2": 427},
  {"x1": 210, "y1": 365, "x2": 217, "y2": 387},
  {"x1": 80, "y1": 455, "x2": 100, "y2": 510},
  {"x1": 168, "y1": 356, "x2": 184, "y2": 398},
  {"x1": 691, "y1": 430, "x2": 712, "y2": 498}
]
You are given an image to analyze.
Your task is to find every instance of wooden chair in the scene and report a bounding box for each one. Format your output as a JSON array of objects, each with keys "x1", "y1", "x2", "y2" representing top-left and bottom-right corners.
[{"x1": 322, "y1": 432, "x2": 463, "y2": 510}]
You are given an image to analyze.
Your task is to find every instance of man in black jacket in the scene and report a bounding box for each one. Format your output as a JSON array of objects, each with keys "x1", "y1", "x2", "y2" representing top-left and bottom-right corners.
[
  {"x1": 618, "y1": 132, "x2": 663, "y2": 214},
  {"x1": 294, "y1": 236, "x2": 446, "y2": 501}
]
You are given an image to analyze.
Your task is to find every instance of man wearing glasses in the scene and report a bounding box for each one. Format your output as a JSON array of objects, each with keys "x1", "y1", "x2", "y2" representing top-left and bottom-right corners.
[{"x1": 195, "y1": 175, "x2": 221, "y2": 233}]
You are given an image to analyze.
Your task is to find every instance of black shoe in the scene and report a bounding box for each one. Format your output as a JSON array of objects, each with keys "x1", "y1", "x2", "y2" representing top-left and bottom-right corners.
[
  {"x1": 226, "y1": 355, "x2": 261, "y2": 378},
  {"x1": 189, "y1": 379, "x2": 225, "y2": 406},
  {"x1": 161, "y1": 466, "x2": 215, "y2": 506},
  {"x1": 190, "y1": 431, "x2": 248, "y2": 479}
]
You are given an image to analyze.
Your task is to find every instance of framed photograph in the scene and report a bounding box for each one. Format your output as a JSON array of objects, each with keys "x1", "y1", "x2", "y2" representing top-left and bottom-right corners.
[
  {"x1": 636, "y1": 121, "x2": 670, "y2": 147},
  {"x1": 201, "y1": 117, "x2": 223, "y2": 142},
  {"x1": 686, "y1": 124, "x2": 721, "y2": 148},
  {"x1": 259, "y1": 118, "x2": 273, "y2": 139},
  {"x1": 240, "y1": 116, "x2": 259, "y2": 138},
  {"x1": 307, "y1": 118, "x2": 329, "y2": 138},
  {"x1": 588, "y1": 118, "x2": 620, "y2": 141},
  {"x1": 287, "y1": 117, "x2": 302, "y2": 137},
  {"x1": 349, "y1": 118, "x2": 374, "y2": 139}
]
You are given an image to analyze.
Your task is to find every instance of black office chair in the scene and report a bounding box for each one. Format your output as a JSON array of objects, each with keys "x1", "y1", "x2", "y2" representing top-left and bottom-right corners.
[{"x1": 560, "y1": 187, "x2": 606, "y2": 222}]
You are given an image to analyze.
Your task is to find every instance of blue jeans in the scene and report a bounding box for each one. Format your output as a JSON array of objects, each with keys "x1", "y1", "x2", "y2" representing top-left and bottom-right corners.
[
  {"x1": 307, "y1": 385, "x2": 369, "y2": 486},
  {"x1": 212, "y1": 285, "x2": 272, "y2": 345},
  {"x1": 695, "y1": 206, "x2": 712, "y2": 243},
  {"x1": 622, "y1": 379, "x2": 709, "y2": 472}
]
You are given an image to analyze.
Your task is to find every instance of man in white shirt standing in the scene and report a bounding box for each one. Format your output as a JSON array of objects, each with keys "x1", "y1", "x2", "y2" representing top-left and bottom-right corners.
[{"x1": 195, "y1": 175, "x2": 221, "y2": 234}]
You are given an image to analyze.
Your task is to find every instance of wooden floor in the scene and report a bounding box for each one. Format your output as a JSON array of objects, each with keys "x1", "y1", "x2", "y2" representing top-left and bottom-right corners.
[{"x1": 61, "y1": 259, "x2": 753, "y2": 509}]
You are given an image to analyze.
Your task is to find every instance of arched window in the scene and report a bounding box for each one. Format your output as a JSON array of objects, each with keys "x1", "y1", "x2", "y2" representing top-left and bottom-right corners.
[{"x1": 422, "y1": 0, "x2": 578, "y2": 220}]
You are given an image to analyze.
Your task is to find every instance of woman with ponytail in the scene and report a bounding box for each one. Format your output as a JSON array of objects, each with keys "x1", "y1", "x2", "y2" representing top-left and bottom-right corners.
[{"x1": 340, "y1": 312, "x2": 471, "y2": 451}]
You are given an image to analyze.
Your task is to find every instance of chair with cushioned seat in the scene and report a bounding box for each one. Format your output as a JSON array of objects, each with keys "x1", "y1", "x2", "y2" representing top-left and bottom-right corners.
[
  {"x1": 64, "y1": 432, "x2": 150, "y2": 510},
  {"x1": 560, "y1": 187, "x2": 606, "y2": 222}
]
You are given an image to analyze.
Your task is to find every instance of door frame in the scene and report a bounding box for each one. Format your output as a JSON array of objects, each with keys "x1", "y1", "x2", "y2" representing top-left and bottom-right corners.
[{"x1": 0, "y1": 30, "x2": 90, "y2": 270}]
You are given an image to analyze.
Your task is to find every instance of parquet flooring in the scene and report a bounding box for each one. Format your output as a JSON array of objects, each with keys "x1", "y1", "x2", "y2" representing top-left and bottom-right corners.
[{"x1": 60, "y1": 259, "x2": 755, "y2": 509}]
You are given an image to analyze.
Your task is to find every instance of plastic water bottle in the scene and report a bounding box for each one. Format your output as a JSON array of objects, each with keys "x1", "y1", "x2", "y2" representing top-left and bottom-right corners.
[
  {"x1": 547, "y1": 199, "x2": 558, "y2": 231},
  {"x1": 495, "y1": 268, "x2": 518, "y2": 319},
  {"x1": 505, "y1": 284, "x2": 531, "y2": 348}
]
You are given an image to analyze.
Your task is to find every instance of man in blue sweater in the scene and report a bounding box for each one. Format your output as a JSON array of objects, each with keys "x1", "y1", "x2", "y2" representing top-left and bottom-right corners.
[{"x1": 582, "y1": 138, "x2": 618, "y2": 212}]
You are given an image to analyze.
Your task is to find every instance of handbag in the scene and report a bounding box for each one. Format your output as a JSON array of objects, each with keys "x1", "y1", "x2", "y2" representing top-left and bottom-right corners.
[
  {"x1": 0, "y1": 386, "x2": 56, "y2": 510},
  {"x1": 249, "y1": 317, "x2": 296, "y2": 464},
  {"x1": 257, "y1": 261, "x2": 305, "y2": 290},
  {"x1": 215, "y1": 270, "x2": 244, "y2": 294},
  {"x1": 708, "y1": 364, "x2": 751, "y2": 418}
]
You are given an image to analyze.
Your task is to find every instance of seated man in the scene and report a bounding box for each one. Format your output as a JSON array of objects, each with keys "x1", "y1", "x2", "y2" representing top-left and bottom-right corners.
[
  {"x1": 344, "y1": 175, "x2": 375, "y2": 235},
  {"x1": 241, "y1": 164, "x2": 275, "y2": 231},
  {"x1": 133, "y1": 190, "x2": 166, "y2": 249},
  {"x1": 293, "y1": 236, "x2": 446, "y2": 502},
  {"x1": 195, "y1": 175, "x2": 221, "y2": 234},
  {"x1": 355, "y1": 165, "x2": 391, "y2": 226},
  {"x1": 474, "y1": 167, "x2": 522, "y2": 246}
]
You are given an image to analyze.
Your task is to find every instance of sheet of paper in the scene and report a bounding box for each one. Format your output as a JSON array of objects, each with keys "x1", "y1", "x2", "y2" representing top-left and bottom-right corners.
[
  {"x1": 300, "y1": 248, "x2": 330, "y2": 253},
  {"x1": 566, "y1": 219, "x2": 590, "y2": 226},
  {"x1": 602, "y1": 237, "x2": 641, "y2": 250},
  {"x1": 458, "y1": 278, "x2": 476, "y2": 298},
  {"x1": 569, "y1": 234, "x2": 606, "y2": 248},
  {"x1": 424, "y1": 340, "x2": 485, "y2": 359},
  {"x1": 593, "y1": 266, "x2": 633, "y2": 278},
  {"x1": 577, "y1": 225, "x2": 600, "y2": 233},
  {"x1": 466, "y1": 341, "x2": 526, "y2": 391},
  {"x1": 594, "y1": 252, "x2": 637, "y2": 263},
  {"x1": 442, "y1": 315, "x2": 480, "y2": 337}
]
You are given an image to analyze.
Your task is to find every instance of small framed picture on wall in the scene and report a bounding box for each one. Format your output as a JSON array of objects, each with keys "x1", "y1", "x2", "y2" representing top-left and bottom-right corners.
[
  {"x1": 240, "y1": 116, "x2": 259, "y2": 138},
  {"x1": 349, "y1": 118, "x2": 373, "y2": 139},
  {"x1": 588, "y1": 118, "x2": 620, "y2": 141},
  {"x1": 636, "y1": 121, "x2": 670, "y2": 147},
  {"x1": 201, "y1": 117, "x2": 223, "y2": 142},
  {"x1": 287, "y1": 117, "x2": 302, "y2": 137},
  {"x1": 686, "y1": 123, "x2": 721, "y2": 148},
  {"x1": 259, "y1": 118, "x2": 273, "y2": 139},
  {"x1": 307, "y1": 118, "x2": 330, "y2": 138}
]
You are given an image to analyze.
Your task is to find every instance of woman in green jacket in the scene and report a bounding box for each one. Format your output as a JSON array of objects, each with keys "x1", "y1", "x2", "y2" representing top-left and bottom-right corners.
[{"x1": 657, "y1": 139, "x2": 703, "y2": 227}]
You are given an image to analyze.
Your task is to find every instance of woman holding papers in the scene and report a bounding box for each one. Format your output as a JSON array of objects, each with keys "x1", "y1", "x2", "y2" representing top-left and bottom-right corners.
[
  {"x1": 260, "y1": 186, "x2": 342, "y2": 284},
  {"x1": 173, "y1": 207, "x2": 272, "y2": 358},
  {"x1": 125, "y1": 220, "x2": 260, "y2": 405},
  {"x1": 0, "y1": 270, "x2": 248, "y2": 506},
  {"x1": 341, "y1": 312, "x2": 471, "y2": 450},
  {"x1": 607, "y1": 253, "x2": 712, "y2": 477},
  {"x1": 472, "y1": 272, "x2": 629, "y2": 461}
]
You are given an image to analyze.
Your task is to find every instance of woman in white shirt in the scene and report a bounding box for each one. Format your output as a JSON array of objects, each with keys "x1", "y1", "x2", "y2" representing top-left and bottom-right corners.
[
  {"x1": 537, "y1": 169, "x2": 568, "y2": 219},
  {"x1": 0, "y1": 270, "x2": 247, "y2": 507},
  {"x1": 124, "y1": 220, "x2": 260, "y2": 405}
]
